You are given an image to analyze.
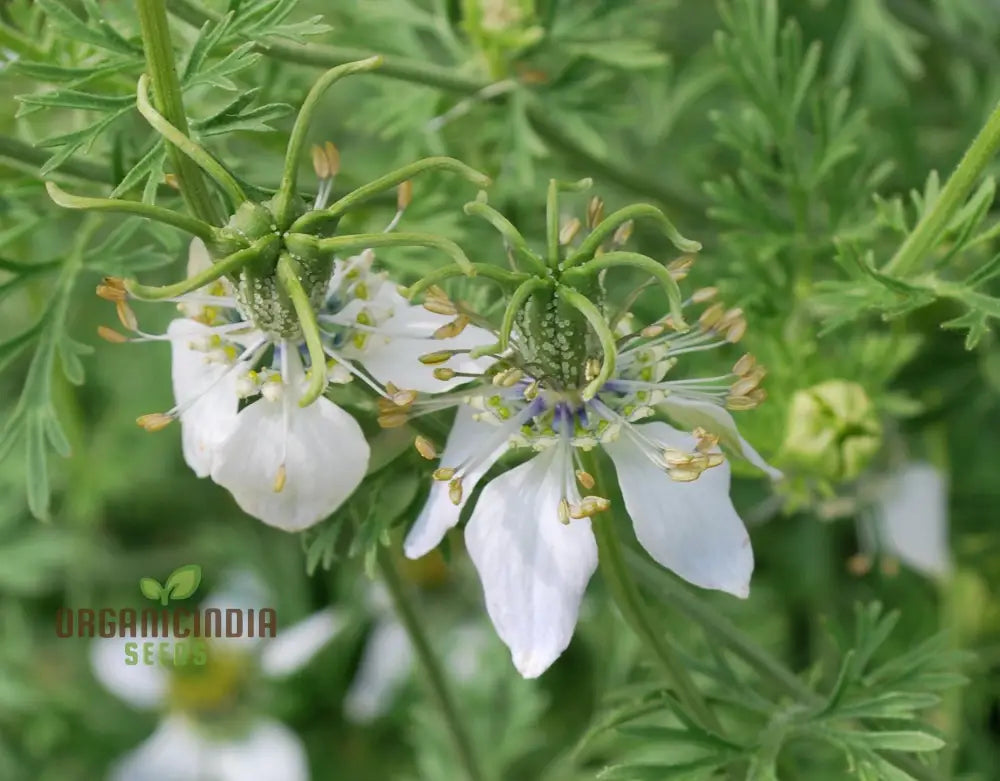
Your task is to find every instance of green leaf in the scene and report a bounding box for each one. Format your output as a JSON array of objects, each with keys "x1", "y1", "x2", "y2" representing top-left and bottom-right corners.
[
  {"x1": 139, "y1": 578, "x2": 164, "y2": 601},
  {"x1": 164, "y1": 564, "x2": 203, "y2": 601},
  {"x1": 829, "y1": 730, "x2": 945, "y2": 752}
]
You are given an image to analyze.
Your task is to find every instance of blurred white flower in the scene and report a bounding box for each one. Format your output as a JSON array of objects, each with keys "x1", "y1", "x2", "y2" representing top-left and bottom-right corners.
[
  {"x1": 90, "y1": 575, "x2": 341, "y2": 781},
  {"x1": 873, "y1": 461, "x2": 950, "y2": 578}
]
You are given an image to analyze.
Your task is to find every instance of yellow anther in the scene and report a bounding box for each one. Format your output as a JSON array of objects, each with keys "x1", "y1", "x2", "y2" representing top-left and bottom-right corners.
[
  {"x1": 414, "y1": 436, "x2": 437, "y2": 460},
  {"x1": 116, "y1": 300, "x2": 138, "y2": 331},
  {"x1": 587, "y1": 196, "x2": 605, "y2": 229},
  {"x1": 698, "y1": 302, "x2": 725, "y2": 330},
  {"x1": 612, "y1": 220, "x2": 634, "y2": 245},
  {"x1": 448, "y1": 478, "x2": 463, "y2": 505},
  {"x1": 397, "y1": 180, "x2": 413, "y2": 210},
  {"x1": 273, "y1": 464, "x2": 287, "y2": 493},
  {"x1": 732, "y1": 353, "x2": 756, "y2": 376},
  {"x1": 311, "y1": 144, "x2": 331, "y2": 179},
  {"x1": 377, "y1": 413, "x2": 409, "y2": 429},
  {"x1": 559, "y1": 217, "x2": 582, "y2": 246},
  {"x1": 667, "y1": 467, "x2": 701, "y2": 482},
  {"x1": 575, "y1": 470, "x2": 595, "y2": 490},
  {"x1": 640, "y1": 323, "x2": 665, "y2": 339},
  {"x1": 433, "y1": 368, "x2": 456, "y2": 381},
  {"x1": 419, "y1": 350, "x2": 455, "y2": 365},
  {"x1": 136, "y1": 413, "x2": 173, "y2": 432},
  {"x1": 433, "y1": 467, "x2": 456, "y2": 481},
  {"x1": 557, "y1": 499, "x2": 571, "y2": 525},
  {"x1": 97, "y1": 325, "x2": 128, "y2": 343},
  {"x1": 433, "y1": 314, "x2": 469, "y2": 340},
  {"x1": 691, "y1": 286, "x2": 718, "y2": 303},
  {"x1": 392, "y1": 389, "x2": 418, "y2": 407}
]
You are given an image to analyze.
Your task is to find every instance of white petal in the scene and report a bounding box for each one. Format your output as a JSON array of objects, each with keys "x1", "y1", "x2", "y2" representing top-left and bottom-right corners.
[
  {"x1": 90, "y1": 636, "x2": 167, "y2": 709},
  {"x1": 168, "y1": 318, "x2": 242, "y2": 478},
  {"x1": 208, "y1": 719, "x2": 309, "y2": 781},
  {"x1": 605, "y1": 421, "x2": 754, "y2": 598},
  {"x1": 661, "y1": 396, "x2": 782, "y2": 480},
  {"x1": 404, "y1": 406, "x2": 503, "y2": 558},
  {"x1": 355, "y1": 291, "x2": 495, "y2": 393},
  {"x1": 344, "y1": 619, "x2": 414, "y2": 723},
  {"x1": 877, "y1": 462, "x2": 950, "y2": 577},
  {"x1": 211, "y1": 390, "x2": 369, "y2": 530},
  {"x1": 110, "y1": 715, "x2": 207, "y2": 781},
  {"x1": 260, "y1": 609, "x2": 344, "y2": 678},
  {"x1": 111, "y1": 716, "x2": 308, "y2": 781},
  {"x1": 465, "y1": 450, "x2": 598, "y2": 678}
]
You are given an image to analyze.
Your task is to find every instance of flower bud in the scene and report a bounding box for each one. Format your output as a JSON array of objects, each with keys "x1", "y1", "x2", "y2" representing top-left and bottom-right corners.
[{"x1": 780, "y1": 380, "x2": 882, "y2": 481}]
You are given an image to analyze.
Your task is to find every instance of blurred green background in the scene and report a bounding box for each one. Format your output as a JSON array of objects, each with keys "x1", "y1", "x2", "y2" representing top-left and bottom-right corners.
[{"x1": 1, "y1": 0, "x2": 1000, "y2": 779}]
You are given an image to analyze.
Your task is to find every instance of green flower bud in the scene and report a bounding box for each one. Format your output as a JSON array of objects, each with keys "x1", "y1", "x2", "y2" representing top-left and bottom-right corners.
[{"x1": 780, "y1": 380, "x2": 882, "y2": 481}]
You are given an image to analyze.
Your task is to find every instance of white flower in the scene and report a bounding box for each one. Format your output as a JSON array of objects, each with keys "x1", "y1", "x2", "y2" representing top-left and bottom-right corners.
[
  {"x1": 400, "y1": 304, "x2": 778, "y2": 678},
  {"x1": 342, "y1": 583, "x2": 491, "y2": 723},
  {"x1": 873, "y1": 461, "x2": 950, "y2": 578},
  {"x1": 90, "y1": 576, "x2": 341, "y2": 781},
  {"x1": 121, "y1": 239, "x2": 491, "y2": 532}
]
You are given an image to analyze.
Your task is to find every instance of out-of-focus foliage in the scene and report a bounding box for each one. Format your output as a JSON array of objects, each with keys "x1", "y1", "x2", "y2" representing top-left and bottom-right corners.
[{"x1": 1, "y1": 0, "x2": 999, "y2": 779}]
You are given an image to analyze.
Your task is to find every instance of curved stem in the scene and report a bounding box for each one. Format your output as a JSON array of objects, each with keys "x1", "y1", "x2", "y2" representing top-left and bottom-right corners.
[
  {"x1": 136, "y1": 73, "x2": 247, "y2": 208},
  {"x1": 136, "y1": 0, "x2": 221, "y2": 225},
  {"x1": 46, "y1": 182, "x2": 218, "y2": 243},
  {"x1": 404, "y1": 263, "x2": 531, "y2": 299},
  {"x1": 567, "y1": 203, "x2": 701, "y2": 268},
  {"x1": 126, "y1": 235, "x2": 274, "y2": 299},
  {"x1": 294, "y1": 157, "x2": 490, "y2": 232},
  {"x1": 376, "y1": 546, "x2": 487, "y2": 781},
  {"x1": 276, "y1": 254, "x2": 329, "y2": 407},
  {"x1": 287, "y1": 231, "x2": 474, "y2": 274},
  {"x1": 884, "y1": 97, "x2": 1000, "y2": 276},
  {"x1": 463, "y1": 199, "x2": 547, "y2": 275},
  {"x1": 563, "y1": 251, "x2": 688, "y2": 330},
  {"x1": 500, "y1": 278, "x2": 550, "y2": 350},
  {"x1": 546, "y1": 179, "x2": 561, "y2": 268},
  {"x1": 274, "y1": 56, "x2": 383, "y2": 227},
  {"x1": 557, "y1": 285, "x2": 616, "y2": 400},
  {"x1": 584, "y1": 451, "x2": 723, "y2": 735}
]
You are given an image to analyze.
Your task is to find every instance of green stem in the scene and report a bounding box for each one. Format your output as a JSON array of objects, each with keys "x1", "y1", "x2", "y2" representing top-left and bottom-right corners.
[
  {"x1": 274, "y1": 57, "x2": 383, "y2": 227},
  {"x1": 276, "y1": 254, "x2": 329, "y2": 407},
  {"x1": 584, "y1": 452, "x2": 723, "y2": 735},
  {"x1": 562, "y1": 251, "x2": 688, "y2": 330},
  {"x1": 136, "y1": 74, "x2": 247, "y2": 208},
  {"x1": 286, "y1": 232, "x2": 474, "y2": 274},
  {"x1": 293, "y1": 157, "x2": 490, "y2": 233},
  {"x1": 463, "y1": 199, "x2": 547, "y2": 275},
  {"x1": 376, "y1": 546, "x2": 487, "y2": 781},
  {"x1": 624, "y1": 550, "x2": 815, "y2": 703},
  {"x1": 557, "y1": 285, "x2": 617, "y2": 400},
  {"x1": 567, "y1": 203, "x2": 702, "y2": 268},
  {"x1": 546, "y1": 179, "x2": 560, "y2": 268},
  {"x1": 404, "y1": 263, "x2": 531, "y2": 299},
  {"x1": 46, "y1": 182, "x2": 219, "y2": 243},
  {"x1": 499, "y1": 278, "x2": 550, "y2": 350},
  {"x1": 885, "y1": 98, "x2": 1000, "y2": 276},
  {"x1": 136, "y1": 0, "x2": 222, "y2": 225},
  {"x1": 126, "y1": 235, "x2": 273, "y2": 299}
]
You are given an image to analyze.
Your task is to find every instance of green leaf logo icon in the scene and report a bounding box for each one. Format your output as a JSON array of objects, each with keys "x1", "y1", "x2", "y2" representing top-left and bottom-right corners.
[{"x1": 139, "y1": 564, "x2": 202, "y2": 606}]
